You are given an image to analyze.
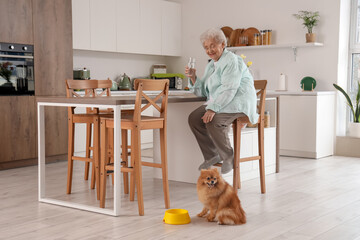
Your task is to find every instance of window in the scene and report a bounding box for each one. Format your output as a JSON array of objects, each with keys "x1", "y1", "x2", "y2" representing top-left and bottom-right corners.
[{"x1": 349, "y1": 0, "x2": 360, "y2": 120}]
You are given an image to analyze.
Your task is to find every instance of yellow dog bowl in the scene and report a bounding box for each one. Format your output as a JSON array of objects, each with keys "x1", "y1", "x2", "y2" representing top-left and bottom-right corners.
[{"x1": 163, "y1": 209, "x2": 191, "y2": 225}]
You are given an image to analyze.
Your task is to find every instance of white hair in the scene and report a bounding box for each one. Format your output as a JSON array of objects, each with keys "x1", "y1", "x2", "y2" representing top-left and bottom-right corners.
[{"x1": 200, "y1": 28, "x2": 227, "y2": 46}]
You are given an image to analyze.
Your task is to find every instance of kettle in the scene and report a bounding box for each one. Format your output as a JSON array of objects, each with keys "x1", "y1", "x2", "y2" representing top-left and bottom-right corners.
[{"x1": 118, "y1": 73, "x2": 132, "y2": 90}]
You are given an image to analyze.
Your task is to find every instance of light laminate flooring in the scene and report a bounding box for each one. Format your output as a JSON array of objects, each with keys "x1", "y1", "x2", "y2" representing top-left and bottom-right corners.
[{"x1": 1, "y1": 154, "x2": 360, "y2": 240}]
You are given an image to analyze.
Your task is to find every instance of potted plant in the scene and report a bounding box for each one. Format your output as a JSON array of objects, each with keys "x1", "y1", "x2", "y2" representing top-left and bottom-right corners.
[
  {"x1": 334, "y1": 82, "x2": 360, "y2": 138},
  {"x1": 293, "y1": 10, "x2": 320, "y2": 43}
]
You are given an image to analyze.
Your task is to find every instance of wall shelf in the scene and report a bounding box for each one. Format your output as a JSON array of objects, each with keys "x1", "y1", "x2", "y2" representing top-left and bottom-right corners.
[{"x1": 227, "y1": 42, "x2": 324, "y2": 61}]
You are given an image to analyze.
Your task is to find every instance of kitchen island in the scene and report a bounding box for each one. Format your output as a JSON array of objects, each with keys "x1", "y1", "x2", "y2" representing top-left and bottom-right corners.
[{"x1": 36, "y1": 91, "x2": 278, "y2": 215}]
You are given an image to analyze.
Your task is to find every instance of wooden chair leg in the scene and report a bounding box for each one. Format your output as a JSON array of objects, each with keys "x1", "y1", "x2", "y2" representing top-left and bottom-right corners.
[
  {"x1": 129, "y1": 130, "x2": 136, "y2": 202},
  {"x1": 160, "y1": 128, "x2": 170, "y2": 209},
  {"x1": 90, "y1": 123, "x2": 96, "y2": 190},
  {"x1": 258, "y1": 122, "x2": 266, "y2": 194},
  {"x1": 100, "y1": 119, "x2": 107, "y2": 208},
  {"x1": 90, "y1": 162, "x2": 96, "y2": 189},
  {"x1": 84, "y1": 123, "x2": 92, "y2": 180},
  {"x1": 133, "y1": 128, "x2": 144, "y2": 216},
  {"x1": 121, "y1": 129, "x2": 129, "y2": 194},
  {"x1": 108, "y1": 129, "x2": 114, "y2": 186},
  {"x1": 67, "y1": 120, "x2": 75, "y2": 194},
  {"x1": 233, "y1": 120, "x2": 241, "y2": 190},
  {"x1": 93, "y1": 118, "x2": 101, "y2": 200}
]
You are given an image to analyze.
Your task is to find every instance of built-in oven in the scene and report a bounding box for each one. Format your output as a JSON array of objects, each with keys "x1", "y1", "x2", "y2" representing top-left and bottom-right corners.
[{"x1": 0, "y1": 42, "x2": 34, "y2": 95}]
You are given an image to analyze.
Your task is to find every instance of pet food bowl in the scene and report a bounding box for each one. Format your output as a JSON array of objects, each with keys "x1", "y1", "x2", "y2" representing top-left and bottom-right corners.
[{"x1": 163, "y1": 209, "x2": 191, "y2": 225}]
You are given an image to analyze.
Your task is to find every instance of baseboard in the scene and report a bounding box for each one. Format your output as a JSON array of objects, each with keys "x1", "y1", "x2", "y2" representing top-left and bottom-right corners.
[{"x1": 0, "y1": 154, "x2": 67, "y2": 170}]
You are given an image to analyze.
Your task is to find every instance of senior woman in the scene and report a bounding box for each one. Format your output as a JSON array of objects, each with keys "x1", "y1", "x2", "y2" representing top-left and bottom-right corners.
[{"x1": 185, "y1": 28, "x2": 258, "y2": 174}]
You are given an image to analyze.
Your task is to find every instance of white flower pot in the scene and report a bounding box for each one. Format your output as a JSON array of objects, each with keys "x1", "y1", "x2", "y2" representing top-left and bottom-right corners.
[{"x1": 348, "y1": 122, "x2": 360, "y2": 138}]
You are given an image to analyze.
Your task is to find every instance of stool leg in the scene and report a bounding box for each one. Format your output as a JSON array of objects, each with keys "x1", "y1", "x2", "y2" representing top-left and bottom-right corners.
[
  {"x1": 90, "y1": 123, "x2": 96, "y2": 189},
  {"x1": 133, "y1": 127, "x2": 144, "y2": 216},
  {"x1": 108, "y1": 129, "x2": 114, "y2": 185},
  {"x1": 84, "y1": 123, "x2": 92, "y2": 180},
  {"x1": 67, "y1": 120, "x2": 75, "y2": 194},
  {"x1": 160, "y1": 128, "x2": 170, "y2": 209},
  {"x1": 100, "y1": 119, "x2": 107, "y2": 208},
  {"x1": 129, "y1": 129, "x2": 135, "y2": 201},
  {"x1": 93, "y1": 117, "x2": 101, "y2": 200},
  {"x1": 258, "y1": 122, "x2": 266, "y2": 193},
  {"x1": 233, "y1": 120, "x2": 241, "y2": 190},
  {"x1": 121, "y1": 129, "x2": 129, "y2": 194}
]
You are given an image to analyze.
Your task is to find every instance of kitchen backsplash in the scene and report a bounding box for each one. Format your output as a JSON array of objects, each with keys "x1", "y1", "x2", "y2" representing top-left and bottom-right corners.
[{"x1": 73, "y1": 49, "x2": 170, "y2": 84}]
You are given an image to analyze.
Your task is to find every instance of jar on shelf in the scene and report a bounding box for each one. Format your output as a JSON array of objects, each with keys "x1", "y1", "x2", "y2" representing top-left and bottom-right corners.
[
  {"x1": 254, "y1": 33, "x2": 260, "y2": 45},
  {"x1": 267, "y1": 30, "x2": 272, "y2": 45},
  {"x1": 264, "y1": 111, "x2": 270, "y2": 128},
  {"x1": 260, "y1": 30, "x2": 266, "y2": 45}
]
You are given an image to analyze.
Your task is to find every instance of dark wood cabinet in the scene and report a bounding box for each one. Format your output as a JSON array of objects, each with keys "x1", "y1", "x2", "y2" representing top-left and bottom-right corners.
[
  {"x1": 0, "y1": 0, "x2": 33, "y2": 44},
  {"x1": 0, "y1": 0, "x2": 73, "y2": 169},
  {"x1": 0, "y1": 96, "x2": 36, "y2": 168},
  {"x1": 33, "y1": 0, "x2": 73, "y2": 157}
]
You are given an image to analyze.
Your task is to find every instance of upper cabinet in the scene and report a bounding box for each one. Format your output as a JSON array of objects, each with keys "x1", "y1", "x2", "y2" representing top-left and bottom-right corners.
[
  {"x1": 139, "y1": 0, "x2": 162, "y2": 55},
  {"x1": 161, "y1": 1, "x2": 181, "y2": 56},
  {"x1": 0, "y1": 0, "x2": 33, "y2": 44},
  {"x1": 90, "y1": 0, "x2": 117, "y2": 52},
  {"x1": 72, "y1": 0, "x2": 181, "y2": 56},
  {"x1": 117, "y1": 0, "x2": 141, "y2": 54},
  {"x1": 72, "y1": 0, "x2": 90, "y2": 49}
]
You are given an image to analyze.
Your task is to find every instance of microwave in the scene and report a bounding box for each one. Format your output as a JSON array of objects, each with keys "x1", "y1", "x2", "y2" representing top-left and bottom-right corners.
[{"x1": 151, "y1": 73, "x2": 185, "y2": 89}]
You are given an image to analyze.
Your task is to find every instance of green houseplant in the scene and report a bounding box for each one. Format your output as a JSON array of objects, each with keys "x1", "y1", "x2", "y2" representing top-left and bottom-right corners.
[
  {"x1": 334, "y1": 82, "x2": 360, "y2": 137},
  {"x1": 293, "y1": 10, "x2": 320, "y2": 43}
]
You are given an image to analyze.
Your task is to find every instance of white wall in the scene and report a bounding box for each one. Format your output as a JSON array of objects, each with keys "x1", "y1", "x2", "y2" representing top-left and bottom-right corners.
[
  {"x1": 167, "y1": 0, "x2": 342, "y2": 92},
  {"x1": 73, "y1": 49, "x2": 167, "y2": 83}
]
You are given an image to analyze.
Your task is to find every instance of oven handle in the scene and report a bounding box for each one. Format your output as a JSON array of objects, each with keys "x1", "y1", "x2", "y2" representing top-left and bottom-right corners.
[{"x1": 0, "y1": 54, "x2": 34, "y2": 59}]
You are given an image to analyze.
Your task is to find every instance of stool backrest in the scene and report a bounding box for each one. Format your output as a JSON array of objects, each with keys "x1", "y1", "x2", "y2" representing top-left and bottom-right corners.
[
  {"x1": 254, "y1": 80, "x2": 267, "y2": 123},
  {"x1": 133, "y1": 79, "x2": 169, "y2": 122},
  {"x1": 65, "y1": 79, "x2": 113, "y2": 114},
  {"x1": 65, "y1": 79, "x2": 112, "y2": 98}
]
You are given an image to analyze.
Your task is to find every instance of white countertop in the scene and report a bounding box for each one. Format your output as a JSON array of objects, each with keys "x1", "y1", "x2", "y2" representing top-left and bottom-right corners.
[
  {"x1": 267, "y1": 90, "x2": 336, "y2": 96},
  {"x1": 110, "y1": 90, "x2": 194, "y2": 96},
  {"x1": 108, "y1": 89, "x2": 335, "y2": 97}
]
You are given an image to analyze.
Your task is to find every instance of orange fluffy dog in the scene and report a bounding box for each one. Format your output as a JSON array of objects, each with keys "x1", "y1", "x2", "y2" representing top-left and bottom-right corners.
[{"x1": 197, "y1": 168, "x2": 246, "y2": 225}]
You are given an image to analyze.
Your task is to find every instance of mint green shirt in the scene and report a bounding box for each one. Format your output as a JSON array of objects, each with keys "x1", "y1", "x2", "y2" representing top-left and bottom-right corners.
[{"x1": 189, "y1": 49, "x2": 259, "y2": 124}]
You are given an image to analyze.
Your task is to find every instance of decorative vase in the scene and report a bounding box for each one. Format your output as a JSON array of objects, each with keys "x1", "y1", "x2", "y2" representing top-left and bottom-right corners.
[
  {"x1": 306, "y1": 33, "x2": 316, "y2": 43},
  {"x1": 348, "y1": 122, "x2": 360, "y2": 138}
]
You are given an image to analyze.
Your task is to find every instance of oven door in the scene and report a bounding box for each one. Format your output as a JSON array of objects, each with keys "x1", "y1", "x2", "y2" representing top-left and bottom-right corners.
[{"x1": 0, "y1": 48, "x2": 34, "y2": 95}]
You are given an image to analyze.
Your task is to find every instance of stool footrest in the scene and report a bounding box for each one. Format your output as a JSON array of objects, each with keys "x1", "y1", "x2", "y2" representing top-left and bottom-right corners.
[
  {"x1": 106, "y1": 163, "x2": 134, "y2": 173},
  {"x1": 240, "y1": 156, "x2": 261, "y2": 162},
  {"x1": 142, "y1": 162, "x2": 162, "y2": 168},
  {"x1": 72, "y1": 156, "x2": 92, "y2": 162}
]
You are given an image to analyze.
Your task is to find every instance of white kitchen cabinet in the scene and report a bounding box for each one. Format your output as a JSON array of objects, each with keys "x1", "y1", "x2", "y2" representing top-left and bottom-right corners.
[
  {"x1": 116, "y1": 0, "x2": 141, "y2": 54},
  {"x1": 72, "y1": 0, "x2": 181, "y2": 56},
  {"x1": 279, "y1": 93, "x2": 335, "y2": 158},
  {"x1": 161, "y1": 1, "x2": 181, "y2": 56},
  {"x1": 72, "y1": 0, "x2": 91, "y2": 50},
  {"x1": 139, "y1": 0, "x2": 162, "y2": 55},
  {"x1": 89, "y1": 0, "x2": 117, "y2": 52}
]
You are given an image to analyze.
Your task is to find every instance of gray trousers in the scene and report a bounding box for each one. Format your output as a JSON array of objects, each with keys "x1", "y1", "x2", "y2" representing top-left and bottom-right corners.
[{"x1": 188, "y1": 105, "x2": 245, "y2": 164}]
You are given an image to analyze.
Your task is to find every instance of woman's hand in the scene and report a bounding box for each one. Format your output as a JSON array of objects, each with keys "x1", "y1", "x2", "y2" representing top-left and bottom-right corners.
[
  {"x1": 201, "y1": 110, "x2": 215, "y2": 123},
  {"x1": 185, "y1": 66, "x2": 196, "y2": 85}
]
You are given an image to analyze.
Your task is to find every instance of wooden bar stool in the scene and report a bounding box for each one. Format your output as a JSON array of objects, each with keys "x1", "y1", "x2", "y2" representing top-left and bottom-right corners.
[
  {"x1": 65, "y1": 79, "x2": 113, "y2": 199},
  {"x1": 214, "y1": 80, "x2": 267, "y2": 193},
  {"x1": 99, "y1": 79, "x2": 170, "y2": 216}
]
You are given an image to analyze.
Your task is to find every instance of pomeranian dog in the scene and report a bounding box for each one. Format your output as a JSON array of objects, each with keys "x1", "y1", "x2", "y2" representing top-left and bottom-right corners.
[{"x1": 197, "y1": 168, "x2": 246, "y2": 225}]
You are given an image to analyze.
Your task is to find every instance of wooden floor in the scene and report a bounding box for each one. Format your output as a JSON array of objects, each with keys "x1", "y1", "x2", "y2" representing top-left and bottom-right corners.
[{"x1": 1, "y1": 153, "x2": 360, "y2": 240}]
